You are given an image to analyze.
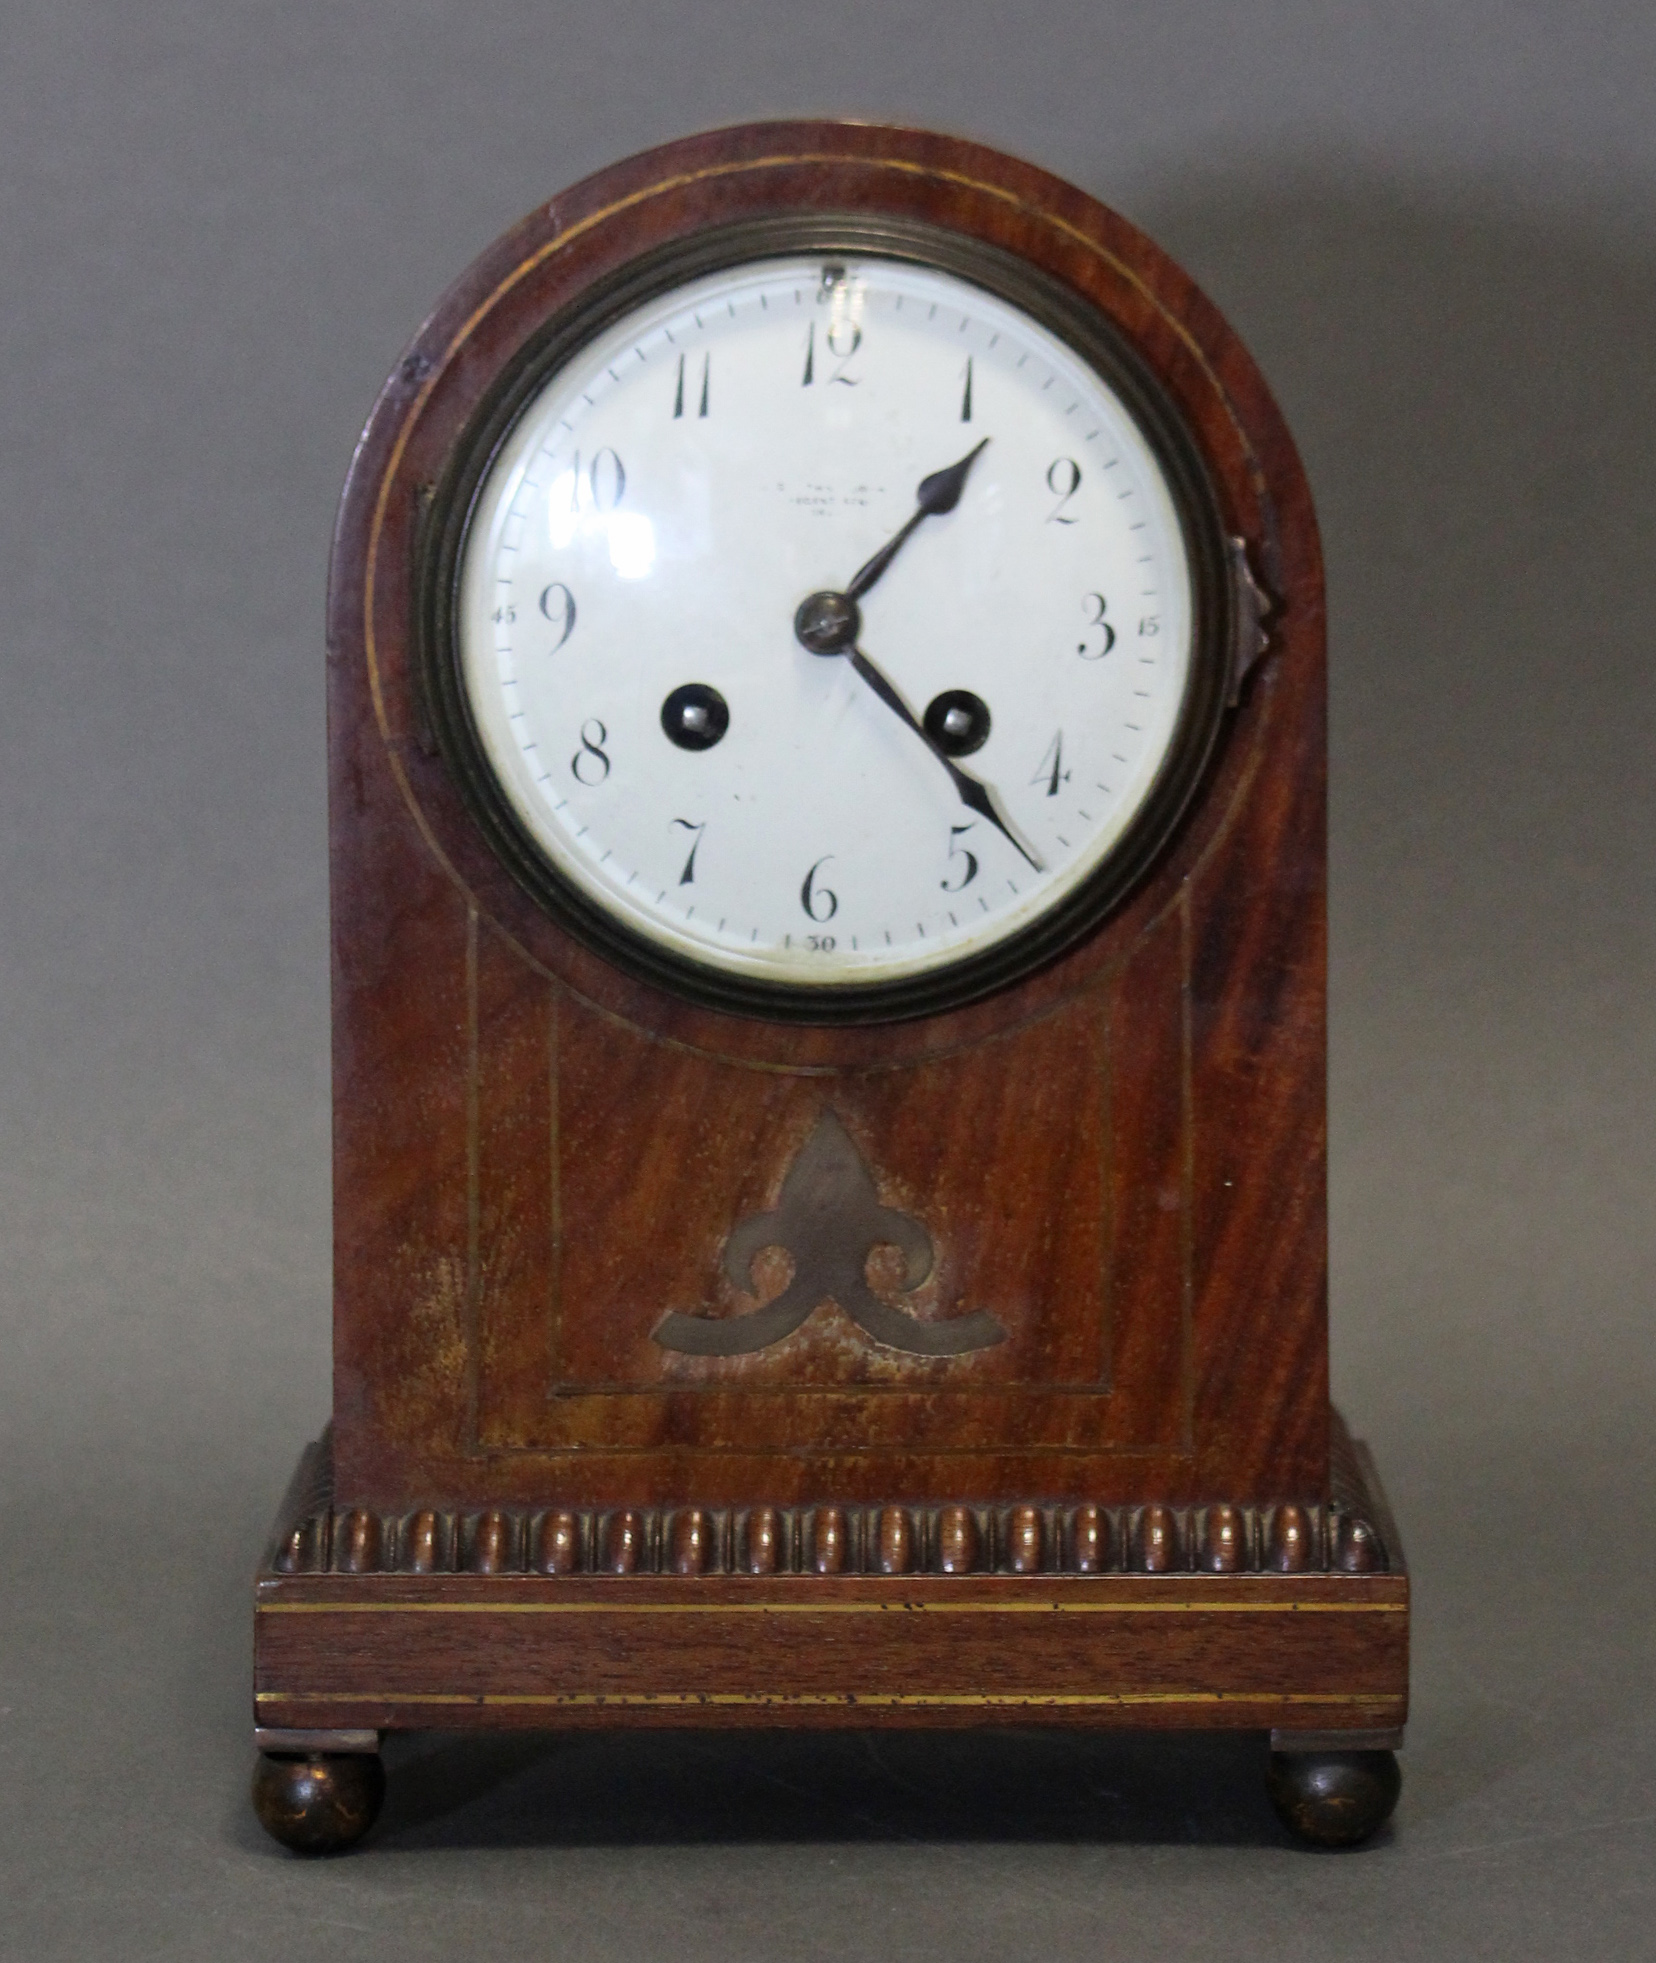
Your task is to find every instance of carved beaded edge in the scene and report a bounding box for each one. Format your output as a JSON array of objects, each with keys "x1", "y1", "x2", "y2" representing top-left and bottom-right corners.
[
  {"x1": 271, "y1": 1498, "x2": 1387, "y2": 1579},
  {"x1": 267, "y1": 1424, "x2": 1392, "y2": 1580}
]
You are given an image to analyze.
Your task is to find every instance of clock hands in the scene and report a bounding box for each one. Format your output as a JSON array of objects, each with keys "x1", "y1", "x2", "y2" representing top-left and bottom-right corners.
[
  {"x1": 845, "y1": 644, "x2": 1043, "y2": 871},
  {"x1": 845, "y1": 436, "x2": 989, "y2": 602},
  {"x1": 793, "y1": 436, "x2": 1043, "y2": 874},
  {"x1": 793, "y1": 439, "x2": 991, "y2": 660}
]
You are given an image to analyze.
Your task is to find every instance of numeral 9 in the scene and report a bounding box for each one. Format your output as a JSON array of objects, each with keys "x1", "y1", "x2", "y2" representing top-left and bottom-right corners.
[{"x1": 538, "y1": 582, "x2": 577, "y2": 651}]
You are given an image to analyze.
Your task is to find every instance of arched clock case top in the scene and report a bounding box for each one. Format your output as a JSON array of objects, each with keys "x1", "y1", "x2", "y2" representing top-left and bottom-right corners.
[{"x1": 334, "y1": 119, "x2": 1300, "y2": 1071}]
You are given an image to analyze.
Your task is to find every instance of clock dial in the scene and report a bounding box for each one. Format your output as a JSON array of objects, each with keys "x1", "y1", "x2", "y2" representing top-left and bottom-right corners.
[{"x1": 450, "y1": 252, "x2": 1213, "y2": 1004}]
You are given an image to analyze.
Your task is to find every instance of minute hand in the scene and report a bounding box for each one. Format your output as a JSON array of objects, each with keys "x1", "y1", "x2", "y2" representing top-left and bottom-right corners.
[
  {"x1": 846, "y1": 436, "x2": 989, "y2": 602},
  {"x1": 847, "y1": 644, "x2": 1044, "y2": 873}
]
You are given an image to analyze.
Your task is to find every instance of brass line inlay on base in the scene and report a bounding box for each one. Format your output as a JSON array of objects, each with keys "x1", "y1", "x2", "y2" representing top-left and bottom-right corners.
[
  {"x1": 258, "y1": 1690, "x2": 1404, "y2": 1711},
  {"x1": 258, "y1": 1596, "x2": 1402, "y2": 1617}
]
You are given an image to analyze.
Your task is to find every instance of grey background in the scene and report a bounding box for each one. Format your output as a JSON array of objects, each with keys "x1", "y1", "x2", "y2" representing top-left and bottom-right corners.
[{"x1": 2, "y1": 2, "x2": 1652, "y2": 1955}]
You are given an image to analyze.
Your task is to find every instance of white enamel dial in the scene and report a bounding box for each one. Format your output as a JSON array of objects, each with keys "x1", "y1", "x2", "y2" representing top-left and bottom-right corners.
[{"x1": 455, "y1": 253, "x2": 1201, "y2": 994}]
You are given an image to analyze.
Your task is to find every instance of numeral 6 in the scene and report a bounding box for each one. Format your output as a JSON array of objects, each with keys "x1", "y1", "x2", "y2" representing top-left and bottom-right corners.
[{"x1": 800, "y1": 856, "x2": 839, "y2": 922}]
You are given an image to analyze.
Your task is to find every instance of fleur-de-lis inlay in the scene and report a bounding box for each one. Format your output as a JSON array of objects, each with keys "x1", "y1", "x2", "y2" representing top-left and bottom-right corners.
[{"x1": 652, "y1": 1110, "x2": 1007, "y2": 1358}]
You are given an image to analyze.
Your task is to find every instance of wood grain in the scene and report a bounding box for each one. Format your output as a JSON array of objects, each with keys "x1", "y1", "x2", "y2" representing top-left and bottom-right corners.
[
  {"x1": 323, "y1": 121, "x2": 1329, "y2": 1519},
  {"x1": 256, "y1": 1421, "x2": 1405, "y2": 1737}
]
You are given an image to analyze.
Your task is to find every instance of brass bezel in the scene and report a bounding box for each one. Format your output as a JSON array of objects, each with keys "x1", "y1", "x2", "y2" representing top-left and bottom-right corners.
[{"x1": 416, "y1": 214, "x2": 1234, "y2": 1025}]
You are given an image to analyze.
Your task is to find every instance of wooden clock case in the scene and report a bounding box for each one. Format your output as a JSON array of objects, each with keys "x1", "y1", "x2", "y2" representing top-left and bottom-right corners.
[{"x1": 251, "y1": 121, "x2": 1407, "y2": 1853}]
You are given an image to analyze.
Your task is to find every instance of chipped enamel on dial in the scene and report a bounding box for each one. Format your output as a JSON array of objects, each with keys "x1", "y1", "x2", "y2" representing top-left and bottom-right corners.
[{"x1": 455, "y1": 255, "x2": 1196, "y2": 991}]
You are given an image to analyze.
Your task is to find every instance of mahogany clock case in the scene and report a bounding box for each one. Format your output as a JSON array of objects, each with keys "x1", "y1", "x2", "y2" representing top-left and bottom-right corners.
[
  {"x1": 321, "y1": 118, "x2": 1332, "y2": 1513},
  {"x1": 255, "y1": 121, "x2": 1405, "y2": 1845}
]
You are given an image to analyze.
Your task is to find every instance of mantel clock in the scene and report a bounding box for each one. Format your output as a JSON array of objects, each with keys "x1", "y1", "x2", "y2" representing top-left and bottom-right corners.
[{"x1": 251, "y1": 122, "x2": 1407, "y2": 1853}]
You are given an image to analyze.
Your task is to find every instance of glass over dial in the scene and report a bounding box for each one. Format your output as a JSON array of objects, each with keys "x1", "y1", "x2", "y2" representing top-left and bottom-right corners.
[{"x1": 453, "y1": 253, "x2": 1204, "y2": 1000}]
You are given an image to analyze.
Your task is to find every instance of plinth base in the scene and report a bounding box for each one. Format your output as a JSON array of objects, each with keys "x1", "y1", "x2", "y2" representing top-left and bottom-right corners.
[{"x1": 251, "y1": 1414, "x2": 1406, "y2": 1849}]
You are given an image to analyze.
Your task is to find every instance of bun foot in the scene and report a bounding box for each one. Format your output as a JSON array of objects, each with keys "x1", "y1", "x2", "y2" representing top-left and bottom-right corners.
[
  {"x1": 1266, "y1": 1748, "x2": 1400, "y2": 1848},
  {"x1": 253, "y1": 1751, "x2": 385, "y2": 1854}
]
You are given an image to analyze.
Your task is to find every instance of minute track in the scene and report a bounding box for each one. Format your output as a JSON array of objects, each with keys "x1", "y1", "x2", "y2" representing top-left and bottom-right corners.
[{"x1": 439, "y1": 245, "x2": 1212, "y2": 1008}]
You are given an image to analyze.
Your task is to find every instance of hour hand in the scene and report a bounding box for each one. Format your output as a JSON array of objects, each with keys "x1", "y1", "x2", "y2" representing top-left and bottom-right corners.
[
  {"x1": 846, "y1": 437, "x2": 989, "y2": 603},
  {"x1": 847, "y1": 645, "x2": 1044, "y2": 873}
]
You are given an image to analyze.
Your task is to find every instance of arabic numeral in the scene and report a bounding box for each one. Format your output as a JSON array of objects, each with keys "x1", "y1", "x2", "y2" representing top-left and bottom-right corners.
[
  {"x1": 589, "y1": 446, "x2": 625, "y2": 509},
  {"x1": 800, "y1": 855, "x2": 838, "y2": 922},
  {"x1": 941, "y1": 823, "x2": 979, "y2": 892},
  {"x1": 568, "y1": 447, "x2": 626, "y2": 511},
  {"x1": 1046, "y1": 457, "x2": 1082, "y2": 523},
  {"x1": 826, "y1": 320, "x2": 861, "y2": 384},
  {"x1": 571, "y1": 718, "x2": 610, "y2": 785},
  {"x1": 1077, "y1": 592, "x2": 1116, "y2": 660},
  {"x1": 538, "y1": 582, "x2": 576, "y2": 650},
  {"x1": 671, "y1": 817, "x2": 705, "y2": 885},
  {"x1": 672, "y1": 352, "x2": 709, "y2": 419},
  {"x1": 802, "y1": 317, "x2": 861, "y2": 387},
  {"x1": 1031, "y1": 733, "x2": 1071, "y2": 797}
]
